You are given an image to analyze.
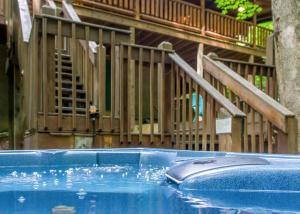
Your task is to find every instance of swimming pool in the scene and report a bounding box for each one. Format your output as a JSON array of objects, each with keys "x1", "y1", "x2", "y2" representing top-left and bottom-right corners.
[{"x1": 0, "y1": 149, "x2": 299, "y2": 213}]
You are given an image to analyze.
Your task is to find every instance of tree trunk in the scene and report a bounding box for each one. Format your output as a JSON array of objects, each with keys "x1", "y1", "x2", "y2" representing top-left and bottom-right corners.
[{"x1": 272, "y1": 0, "x2": 300, "y2": 149}]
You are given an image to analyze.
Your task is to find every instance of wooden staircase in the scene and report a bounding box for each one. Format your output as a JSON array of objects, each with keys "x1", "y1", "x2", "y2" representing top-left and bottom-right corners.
[{"x1": 54, "y1": 52, "x2": 87, "y2": 115}]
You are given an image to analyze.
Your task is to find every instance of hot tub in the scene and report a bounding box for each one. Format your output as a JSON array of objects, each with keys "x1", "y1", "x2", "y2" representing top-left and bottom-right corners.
[{"x1": 0, "y1": 149, "x2": 299, "y2": 213}]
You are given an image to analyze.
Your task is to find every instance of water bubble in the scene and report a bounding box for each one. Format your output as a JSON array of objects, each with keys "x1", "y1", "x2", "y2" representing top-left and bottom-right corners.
[
  {"x1": 100, "y1": 174, "x2": 103, "y2": 179},
  {"x1": 17, "y1": 196, "x2": 25, "y2": 203},
  {"x1": 54, "y1": 179, "x2": 59, "y2": 185},
  {"x1": 76, "y1": 188, "x2": 87, "y2": 200},
  {"x1": 11, "y1": 171, "x2": 18, "y2": 177},
  {"x1": 42, "y1": 182, "x2": 47, "y2": 187}
]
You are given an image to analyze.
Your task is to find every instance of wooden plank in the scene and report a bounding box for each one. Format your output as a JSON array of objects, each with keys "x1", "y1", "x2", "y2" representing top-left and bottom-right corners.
[
  {"x1": 188, "y1": 77, "x2": 193, "y2": 150},
  {"x1": 160, "y1": 51, "x2": 165, "y2": 143},
  {"x1": 170, "y1": 62, "x2": 175, "y2": 144},
  {"x1": 57, "y1": 20, "x2": 63, "y2": 130},
  {"x1": 195, "y1": 86, "x2": 200, "y2": 150},
  {"x1": 42, "y1": 18, "x2": 48, "y2": 129},
  {"x1": 71, "y1": 23, "x2": 77, "y2": 130},
  {"x1": 85, "y1": 26, "x2": 90, "y2": 131},
  {"x1": 98, "y1": 29, "x2": 105, "y2": 131},
  {"x1": 176, "y1": 65, "x2": 181, "y2": 148},
  {"x1": 127, "y1": 45, "x2": 132, "y2": 142},
  {"x1": 202, "y1": 90, "x2": 207, "y2": 150},
  {"x1": 119, "y1": 44, "x2": 124, "y2": 142},
  {"x1": 210, "y1": 96, "x2": 216, "y2": 151},
  {"x1": 259, "y1": 113, "x2": 264, "y2": 153},
  {"x1": 110, "y1": 31, "x2": 116, "y2": 131},
  {"x1": 150, "y1": 49, "x2": 154, "y2": 143},
  {"x1": 138, "y1": 47, "x2": 143, "y2": 143},
  {"x1": 182, "y1": 72, "x2": 187, "y2": 149}
]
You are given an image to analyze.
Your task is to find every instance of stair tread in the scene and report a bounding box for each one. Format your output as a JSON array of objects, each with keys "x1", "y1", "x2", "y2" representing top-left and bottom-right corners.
[
  {"x1": 55, "y1": 80, "x2": 83, "y2": 85},
  {"x1": 55, "y1": 87, "x2": 86, "y2": 93},
  {"x1": 55, "y1": 106, "x2": 86, "y2": 112},
  {"x1": 55, "y1": 96, "x2": 86, "y2": 102}
]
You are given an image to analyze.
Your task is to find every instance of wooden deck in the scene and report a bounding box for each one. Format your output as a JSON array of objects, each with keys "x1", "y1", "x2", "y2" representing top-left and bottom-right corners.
[{"x1": 71, "y1": 0, "x2": 272, "y2": 57}]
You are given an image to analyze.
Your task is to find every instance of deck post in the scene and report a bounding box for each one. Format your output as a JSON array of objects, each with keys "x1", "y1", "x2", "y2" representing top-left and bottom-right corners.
[
  {"x1": 231, "y1": 117, "x2": 243, "y2": 152},
  {"x1": 197, "y1": 43, "x2": 204, "y2": 77}
]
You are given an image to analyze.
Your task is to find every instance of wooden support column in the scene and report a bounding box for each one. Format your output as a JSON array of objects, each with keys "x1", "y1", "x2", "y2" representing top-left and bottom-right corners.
[
  {"x1": 266, "y1": 35, "x2": 275, "y2": 66},
  {"x1": 196, "y1": 43, "x2": 204, "y2": 76},
  {"x1": 200, "y1": 0, "x2": 206, "y2": 35}
]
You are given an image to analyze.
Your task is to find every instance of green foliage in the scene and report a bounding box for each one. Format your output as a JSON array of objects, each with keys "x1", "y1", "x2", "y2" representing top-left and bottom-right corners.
[
  {"x1": 258, "y1": 21, "x2": 273, "y2": 30},
  {"x1": 214, "y1": 0, "x2": 262, "y2": 20}
]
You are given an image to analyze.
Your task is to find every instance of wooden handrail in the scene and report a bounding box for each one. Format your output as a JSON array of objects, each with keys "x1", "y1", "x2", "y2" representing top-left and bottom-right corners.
[
  {"x1": 203, "y1": 55, "x2": 298, "y2": 154},
  {"x1": 169, "y1": 52, "x2": 245, "y2": 152},
  {"x1": 169, "y1": 53, "x2": 245, "y2": 118}
]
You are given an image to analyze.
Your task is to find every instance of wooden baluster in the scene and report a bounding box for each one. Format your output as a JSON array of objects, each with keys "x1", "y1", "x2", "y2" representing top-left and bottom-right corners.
[
  {"x1": 243, "y1": 64, "x2": 249, "y2": 152},
  {"x1": 42, "y1": 18, "x2": 48, "y2": 129},
  {"x1": 250, "y1": 107, "x2": 256, "y2": 152},
  {"x1": 259, "y1": 112, "x2": 264, "y2": 153},
  {"x1": 177, "y1": 2, "x2": 180, "y2": 23},
  {"x1": 57, "y1": 20, "x2": 63, "y2": 130},
  {"x1": 170, "y1": 62, "x2": 175, "y2": 145},
  {"x1": 150, "y1": 49, "x2": 154, "y2": 143},
  {"x1": 141, "y1": 0, "x2": 145, "y2": 13},
  {"x1": 151, "y1": 0, "x2": 154, "y2": 16},
  {"x1": 267, "y1": 121, "x2": 273, "y2": 153},
  {"x1": 195, "y1": 86, "x2": 200, "y2": 150},
  {"x1": 202, "y1": 90, "x2": 207, "y2": 151},
  {"x1": 266, "y1": 67, "x2": 270, "y2": 96},
  {"x1": 188, "y1": 77, "x2": 193, "y2": 150},
  {"x1": 127, "y1": 45, "x2": 132, "y2": 143},
  {"x1": 71, "y1": 23, "x2": 77, "y2": 131},
  {"x1": 164, "y1": 0, "x2": 168, "y2": 20},
  {"x1": 182, "y1": 72, "x2": 187, "y2": 149},
  {"x1": 138, "y1": 47, "x2": 143, "y2": 143},
  {"x1": 176, "y1": 65, "x2": 181, "y2": 148},
  {"x1": 98, "y1": 29, "x2": 105, "y2": 131},
  {"x1": 111, "y1": 31, "x2": 116, "y2": 131},
  {"x1": 84, "y1": 26, "x2": 90, "y2": 131},
  {"x1": 168, "y1": 0, "x2": 172, "y2": 21},
  {"x1": 146, "y1": 0, "x2": 150, "y2": 15},
  {"x1": 159, "y1": 51, "x2": 166, "y2": 143},
  {"x1": 173, "y1": 1, "x2": 177, "y2": 22},
  {"x1": 119, "y1": 45, "x2": 124, "y2": 143},
  {"x1": 159, "y1": 0, "x2": 163, "y2": 18},
  {"x1": 155, "y1": 0, "x2": 159, "y2": 17},
  {"x1": 210, "y1": 96, "x2": 216, "y2": 151}
]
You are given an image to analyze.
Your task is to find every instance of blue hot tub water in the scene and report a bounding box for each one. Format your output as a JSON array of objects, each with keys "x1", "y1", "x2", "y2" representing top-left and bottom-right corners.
[{"x1": 0, "y1": 149, "x2": 299, "y2": 213}]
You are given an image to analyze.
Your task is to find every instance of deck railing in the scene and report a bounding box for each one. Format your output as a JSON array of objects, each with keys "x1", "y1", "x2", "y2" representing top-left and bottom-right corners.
[
  {"x1": 168, "y1": 52, "x2": 245, "y2": 151},
  {"x1": 203, "y1": 55, "x2": 298, "y2": 154},
  {"x1": 212, "y1": 57, "x2": 277, "y2": 99},
  {"x1": 76, "y1": 0, "x2": 273, "y2": 49}
]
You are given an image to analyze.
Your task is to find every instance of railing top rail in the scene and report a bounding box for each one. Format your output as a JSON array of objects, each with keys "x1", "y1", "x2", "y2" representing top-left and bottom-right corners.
[
  {"x1": 205, "y1": 8, "x2": 254, "y2": 25},
  {"x1": 36, "y1": 14, "x2": 131, "y2": 35},
  {"x1": 121, "y1": 42, "x2": 175, "y2": 53},
  {"x1": 203, "y1": 55, "x2": 295, "y2": 132},
  {"x1": 169, "y1": 53, "x2": 245, "y2": 118},
  {"x1": 167, "y1": 0, "x2": 202, "y2": 9},
  {"x1": 16, "y1": 0, "x2": 32, "y2": 43},
  {"x1": 256, "y1": 25, "x2": 273, "y2": 32},
  {"x1": 212, "y1": 57, "x2": 276, "y2": 69}
]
